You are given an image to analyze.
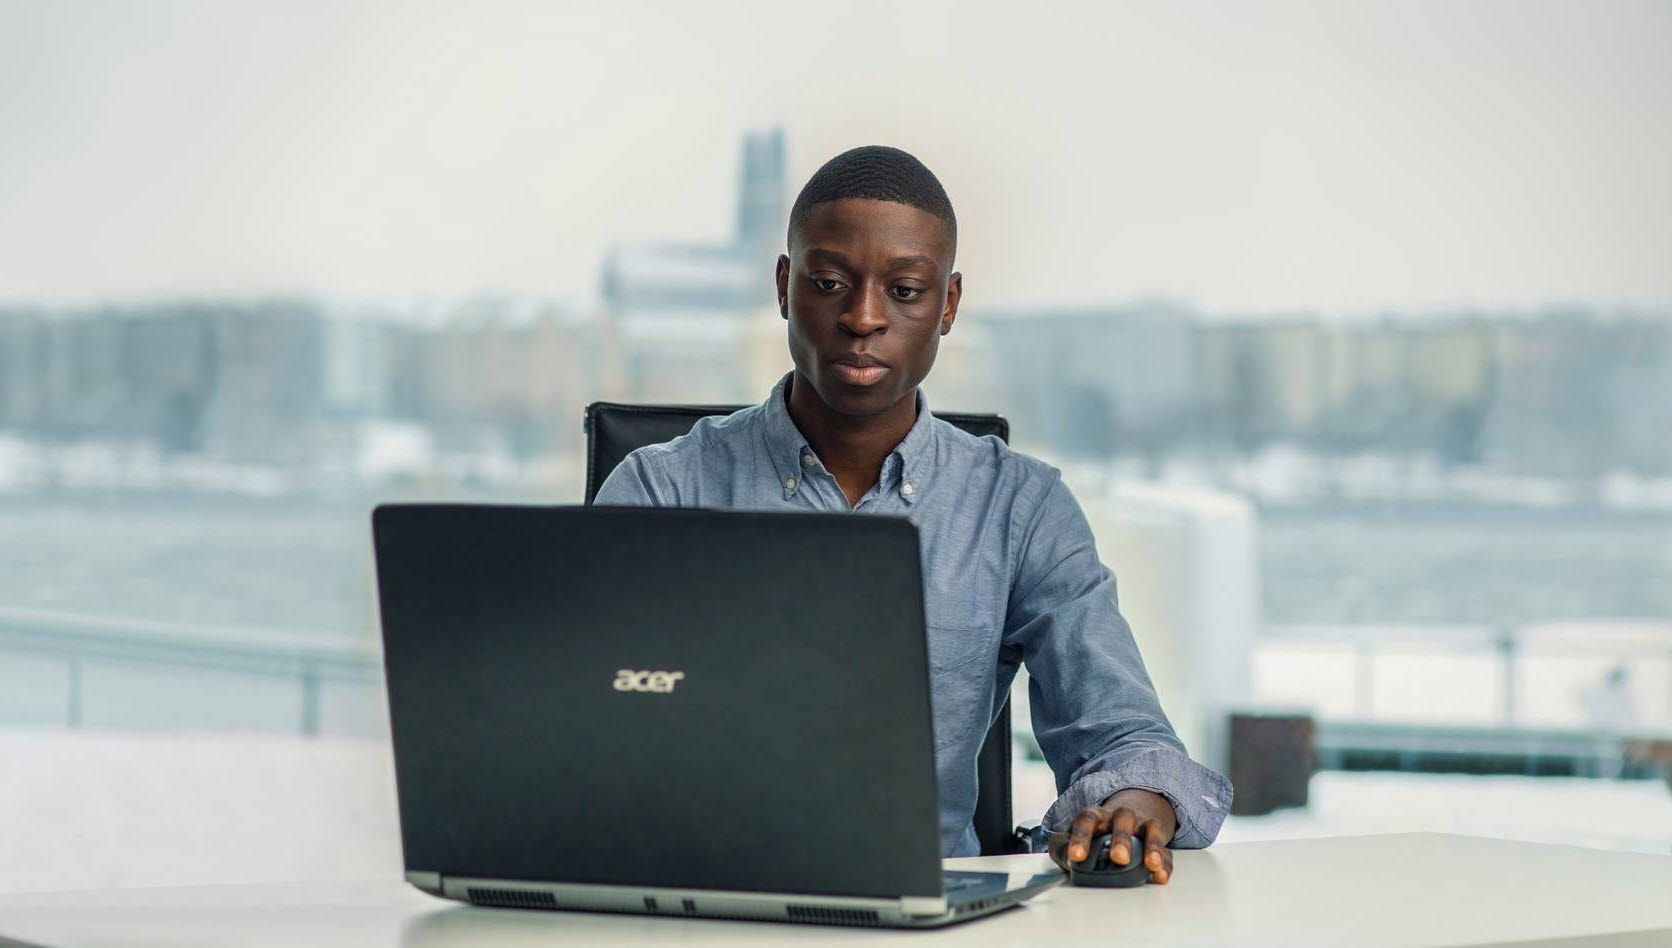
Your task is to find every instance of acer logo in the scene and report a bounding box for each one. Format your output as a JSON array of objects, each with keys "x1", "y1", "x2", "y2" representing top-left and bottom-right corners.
[{"x1": 613, "y1": 669, "x2": 685, "y2": 693}]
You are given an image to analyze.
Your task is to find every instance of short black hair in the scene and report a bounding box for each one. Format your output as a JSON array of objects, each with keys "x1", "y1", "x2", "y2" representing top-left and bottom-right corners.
[{"x1": 787, "y1": 145, "x2": 957, "y2": 252}]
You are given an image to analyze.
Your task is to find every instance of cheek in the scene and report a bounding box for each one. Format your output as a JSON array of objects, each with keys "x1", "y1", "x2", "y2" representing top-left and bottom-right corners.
[
  {"x1": 786, "y1": 291, "x2": 832, "y2": 328},
  {"x1": 892, "y1": 321, "x2": 941, "y2": 389},
  {"x1": 784, "y1": 313, "x2": 821, "y2": 368},
  {"x1": 786, "y1": 308, "x2": 821, "y2": 343},
  {"x1": 900, "y1": 310, "x2": 944, "y2": 349}
]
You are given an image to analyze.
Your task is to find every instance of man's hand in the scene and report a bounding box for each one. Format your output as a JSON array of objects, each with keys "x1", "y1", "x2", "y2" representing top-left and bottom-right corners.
[{"x1": 1048, "y1": 788, "x2": 1179, "y2": 884}]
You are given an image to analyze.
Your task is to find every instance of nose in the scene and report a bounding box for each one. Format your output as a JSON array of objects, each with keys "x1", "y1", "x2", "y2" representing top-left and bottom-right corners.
[{"x1": 837, "y1": 285, "x2": 889, "y2": 337}]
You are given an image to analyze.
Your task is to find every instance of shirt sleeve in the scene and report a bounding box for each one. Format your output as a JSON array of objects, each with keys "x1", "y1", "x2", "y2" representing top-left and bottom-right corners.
[
  {"x1": 1004, "y1": 470, "x2": 1234, "y2": 849},
  {"x1": 592, "y1": 449, "x2": 669, "y2": 506}
]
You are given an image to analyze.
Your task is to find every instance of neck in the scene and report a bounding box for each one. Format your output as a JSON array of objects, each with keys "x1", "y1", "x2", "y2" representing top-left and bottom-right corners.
[{"x1": 786, "y1": 372, "x2": 917, "y2": 507}]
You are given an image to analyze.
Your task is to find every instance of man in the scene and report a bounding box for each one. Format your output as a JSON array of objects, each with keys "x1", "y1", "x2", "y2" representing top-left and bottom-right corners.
[{"x1": 596, "y1": 145, "x2": 1232, "y2": 882}]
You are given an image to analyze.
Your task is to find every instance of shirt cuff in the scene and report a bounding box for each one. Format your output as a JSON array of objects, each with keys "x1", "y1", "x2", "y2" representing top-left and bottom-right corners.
[{"x1": 1038, "y1": 745, "x2": 1235, "y2": 850}]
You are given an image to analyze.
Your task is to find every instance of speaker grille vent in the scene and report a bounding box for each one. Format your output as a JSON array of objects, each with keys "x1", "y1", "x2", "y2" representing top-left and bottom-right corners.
[
  {"x1": 466, "y1": 887, "x2": 558, "y2": 910},
  {"x1": 786, "y1": 904, "x2": 882, "y2": 926}
]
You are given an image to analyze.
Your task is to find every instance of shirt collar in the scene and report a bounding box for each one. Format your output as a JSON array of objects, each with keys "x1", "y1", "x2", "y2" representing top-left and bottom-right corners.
[{"x1": 760, "y1": 371, "x2": 936, "y2": 504}]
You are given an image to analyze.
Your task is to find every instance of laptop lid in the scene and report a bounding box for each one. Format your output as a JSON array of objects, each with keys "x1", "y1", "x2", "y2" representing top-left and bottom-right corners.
[{"x1": 372, "y1": 504, "x2": 944, "y2": 900}]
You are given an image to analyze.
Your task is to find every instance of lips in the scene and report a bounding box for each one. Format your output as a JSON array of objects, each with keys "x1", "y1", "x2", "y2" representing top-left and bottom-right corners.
[{"x1": 832, "y1": 354, "x2": 890, "y2": 386}]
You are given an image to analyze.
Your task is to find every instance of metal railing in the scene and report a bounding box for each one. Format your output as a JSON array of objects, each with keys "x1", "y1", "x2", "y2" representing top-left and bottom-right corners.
[
  {"x1": 1260, "y1": 620, "x2": 1672, "y2": 724},
  {"x1": 0, "y1": 606, "x2": 383, "y2": 736},
  {"x1": 6, "y1": 603, "x2": 1670, "y2": 780},
  {"x1": 1256, "y1": 620, "x2": 1672, "y2": 777}
]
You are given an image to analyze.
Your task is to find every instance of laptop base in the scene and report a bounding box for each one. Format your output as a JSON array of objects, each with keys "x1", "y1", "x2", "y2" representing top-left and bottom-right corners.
[{"x1": 415, "y1": 870, "x2": 1063, "y2": 929}]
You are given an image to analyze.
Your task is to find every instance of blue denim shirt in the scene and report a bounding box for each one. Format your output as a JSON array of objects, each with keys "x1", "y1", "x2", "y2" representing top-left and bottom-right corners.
[{"x1": 595, "y1": 372, "x2": 1233, "y2": 856}]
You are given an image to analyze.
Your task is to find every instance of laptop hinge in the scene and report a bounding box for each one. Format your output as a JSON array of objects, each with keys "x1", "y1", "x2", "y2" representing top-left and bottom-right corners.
[
  {"x1": 899, "y1": 895, "x2": 947, "y2": 916},
  {"x1": 406, "y1": 870, "x2": 443, "y2": 894}
]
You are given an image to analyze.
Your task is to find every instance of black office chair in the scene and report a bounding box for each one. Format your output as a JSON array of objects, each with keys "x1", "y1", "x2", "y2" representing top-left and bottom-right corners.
[{"x1": 584, "y1": 401, "x2": 1026, "y2": 856}]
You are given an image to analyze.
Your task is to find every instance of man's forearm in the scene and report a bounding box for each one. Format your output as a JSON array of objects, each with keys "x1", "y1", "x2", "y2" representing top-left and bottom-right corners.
[{"x1": 1040, "y1": 743, "x2": 1233, "y2": 849}]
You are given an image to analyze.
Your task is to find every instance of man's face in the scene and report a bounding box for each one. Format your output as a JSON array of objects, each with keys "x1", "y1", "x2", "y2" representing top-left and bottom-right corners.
[{"x1": 776, "y1": 198, "x2": 962, "y2": 416}]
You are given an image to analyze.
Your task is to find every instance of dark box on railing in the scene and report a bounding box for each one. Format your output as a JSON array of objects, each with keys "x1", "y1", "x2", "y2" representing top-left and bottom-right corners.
[{"x1": 1228, "y1": 711, "x2": 1317, "y2": 816}]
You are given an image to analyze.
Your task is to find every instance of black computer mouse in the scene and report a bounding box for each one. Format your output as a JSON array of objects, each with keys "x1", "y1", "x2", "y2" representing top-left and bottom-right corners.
[{"x1": 1069, "y1": 833, "x2": 1150, "y2": 888}]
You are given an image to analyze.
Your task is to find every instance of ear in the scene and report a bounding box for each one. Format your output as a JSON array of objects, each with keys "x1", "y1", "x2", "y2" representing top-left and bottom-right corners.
[
  {"x1": 940, "y1": 271, "x2": 962, "y2": 336},
  {"x1": 775, "y1": 255, "x2": 791, "y2": 320}
]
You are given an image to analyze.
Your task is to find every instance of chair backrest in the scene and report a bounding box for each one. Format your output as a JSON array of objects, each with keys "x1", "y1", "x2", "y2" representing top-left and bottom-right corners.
[{"x1": 583, "y1": 401, "x2": 1021, "y2": 856}]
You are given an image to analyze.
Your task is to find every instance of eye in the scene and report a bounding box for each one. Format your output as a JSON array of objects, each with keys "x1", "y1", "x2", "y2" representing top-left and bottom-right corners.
[
  {"x1": 890, "y1": 285, "x2": 925, "y2": 301},
  {"x1": 811, "y1": 277, "x2": 845, "y2": 293}
]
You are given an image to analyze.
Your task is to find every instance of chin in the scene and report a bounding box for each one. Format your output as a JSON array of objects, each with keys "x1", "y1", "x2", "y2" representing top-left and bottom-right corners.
[{"x1": 816, "y1": 376, "x2": 903, "y2": 416}]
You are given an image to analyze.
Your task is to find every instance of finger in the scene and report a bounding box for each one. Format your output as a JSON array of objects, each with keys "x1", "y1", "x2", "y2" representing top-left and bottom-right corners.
[
  {"x1": 1151, "y1": 846, "x2": 1174, "y2": 885},
  {"x1": 1046, "y1": 832, "x2": 1072, "y2": 871},
  {"x1": 1065, "y1": 808, "x2": 1107, "y2": 864},
  {"x1": 1140, "y1": 821, "x2": 1172, "y2": 883},
  {"x1": 1107, "y1": 808, "x2": 1140, "y2": 864},
  {"x1": 1149, "y1": 847, "x2": 1173, "y2": 885},
  {"x1": 1141, "y1": 820, "x2": 1168, "y2": 873}
]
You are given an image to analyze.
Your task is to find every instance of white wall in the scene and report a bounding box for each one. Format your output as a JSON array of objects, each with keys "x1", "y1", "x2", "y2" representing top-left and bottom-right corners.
[{"x1": 1078, "y1": 482, "x2": 1260, "y2": 773}]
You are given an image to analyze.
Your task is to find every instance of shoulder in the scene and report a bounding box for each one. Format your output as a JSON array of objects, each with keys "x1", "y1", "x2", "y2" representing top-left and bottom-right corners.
[
  {"x1": 603, "y1": 403, "x2": 763, "y2": 503},
  {"x1": 928, "y1": 413, "x2": 1063, "y2": 500},
  {"x1": 623, "y1": 402, "x2": 762, "y2": 469}
]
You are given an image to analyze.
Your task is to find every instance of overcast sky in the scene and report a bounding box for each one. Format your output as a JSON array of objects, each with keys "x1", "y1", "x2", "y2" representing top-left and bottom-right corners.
[{"x1": 1, "y1": 0, "x2": 1668, "y2": 314}]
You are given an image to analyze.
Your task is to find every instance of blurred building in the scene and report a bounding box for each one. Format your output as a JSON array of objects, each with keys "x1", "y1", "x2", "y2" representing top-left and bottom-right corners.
[
  {"x1": 392, "y1": 297, "x2": 604, "y2": 464},
  {"x1": 1202, "y1": 314, "x2": 1503, "y2": 463},
  {"x1": 599, "y1": 127, "x2": 787, "y2": 404},
  {"x1": 980, "y1": 302, "x2": 1198, "y2": 456},
  {"x1": 1480, "y1": 312, "x2": 1672, "y2": 477},
  {"x1": 0, "y1": 301, "x2": 325, "y2": 466},
  {"x1": 197, "y1": 301, "x2": 329, "y2": 467}
]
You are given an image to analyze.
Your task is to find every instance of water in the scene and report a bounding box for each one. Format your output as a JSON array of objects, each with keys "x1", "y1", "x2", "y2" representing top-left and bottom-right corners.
[
  {"x1": 1260, "y1": 506, "x2": 1672, "y2": 626},
  {"x1": 0, "y1": 495, "x2": 378, "y2": 637},
  {"x1": 0, "y1": 494, "x2": 1667, "y2": 639},
  {"x1": 1, "y1": 491, "x2": 1666, "y2": 737}
]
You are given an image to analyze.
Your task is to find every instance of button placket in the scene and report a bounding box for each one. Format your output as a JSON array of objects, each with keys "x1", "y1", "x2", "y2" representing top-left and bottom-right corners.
[{"x1": 900, "y1": 468, "x2": 922, "y2": 504}]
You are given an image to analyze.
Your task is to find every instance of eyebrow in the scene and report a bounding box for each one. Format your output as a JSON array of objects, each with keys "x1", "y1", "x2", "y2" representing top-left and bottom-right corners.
[
  {"x1": 803, "y1": 248, "x2": 854, "y2": 267},
  {"x1": 885, "y1": 255, "x2": 936, "y2": 272},
  {"x1": 803, "y1": 249, "x2": 938, "y2": 272}
]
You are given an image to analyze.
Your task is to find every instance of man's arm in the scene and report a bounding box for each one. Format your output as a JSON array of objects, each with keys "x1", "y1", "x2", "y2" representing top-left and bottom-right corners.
[
  {"x1": 592, "y1": 450, "x2": 669, "y2": 507},
  {"x1": 1004, "y1": 470, "x2": 1233, "y2": 882}
]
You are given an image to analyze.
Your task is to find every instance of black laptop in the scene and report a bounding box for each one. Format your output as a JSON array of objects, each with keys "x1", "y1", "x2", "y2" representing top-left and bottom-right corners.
[{"x1": 371, "y1": 504, "x2": 1061, "y2": 928}]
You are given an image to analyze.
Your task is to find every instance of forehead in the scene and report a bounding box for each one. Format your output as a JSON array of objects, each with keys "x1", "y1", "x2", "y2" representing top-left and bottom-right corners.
[{"x1": 791, "y1": 198, "x2": 955, "y2": 269}]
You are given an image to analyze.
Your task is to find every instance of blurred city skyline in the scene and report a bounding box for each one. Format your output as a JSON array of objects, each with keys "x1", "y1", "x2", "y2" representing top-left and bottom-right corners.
[
  {"x1": 1, "y1": 1, "x2": 1669, "y2": 312},
  {"x1": 4, "y1": 125, "x2": 1671, "y2": 506}
]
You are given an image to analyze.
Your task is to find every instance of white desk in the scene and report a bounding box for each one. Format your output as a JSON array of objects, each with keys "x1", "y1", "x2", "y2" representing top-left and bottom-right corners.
[{"x1": 1, "y1": 834, "x2": 1667, "y2": 947}]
